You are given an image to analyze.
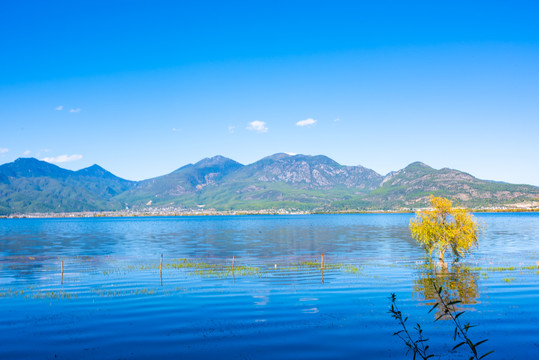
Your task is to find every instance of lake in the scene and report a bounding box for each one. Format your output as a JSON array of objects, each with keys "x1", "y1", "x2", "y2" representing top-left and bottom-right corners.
[{"x1": 0, "y1": 214, "x2": 538, "y2": 359}]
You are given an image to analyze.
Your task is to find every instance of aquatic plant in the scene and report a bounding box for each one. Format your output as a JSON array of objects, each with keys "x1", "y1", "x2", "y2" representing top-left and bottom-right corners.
[
  {"x1": 391, "y1": 283, "x2": 493, "y2": 360},
  {"x1": 389, "y1": 293, "x2": 434, "y2": 359},
  {"x1": 0, "y1": 287, "x2": 76, "y2": 300},
  {"x1": 165, "y1": 258, "x2": 263, "y2": 278},
  {"x1": 431, "y1": 283, "x2": 493, "y2": 360},
  {"x1": 486, "y1": 266, "x2": 515, "y2": 272},
  {"x1": 28, "y1": 290, "x2": 77, "y2": 300}
]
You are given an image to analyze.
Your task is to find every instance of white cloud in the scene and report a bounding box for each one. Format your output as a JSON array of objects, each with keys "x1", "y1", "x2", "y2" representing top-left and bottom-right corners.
[
  {"x1": 228, "y1": 125, "x2": 235, "y2": 134},
  {"x1": 41, "y1": 154, "x2": 83, "y2": 163},
  {"x1": 247, "y1": 120, "x2": 268, "y2": 133},
  {"x1": 285, "y1": 152, "x2": 297, "y2": 156},
  {"x1": 23, "y1": 150, "x2": 31, "y2": 156},
  {"x1": 55, "y1": 105, "x2": 64, "y2": 111},
  {"x1": 0, "y1": 148, "x2": 8, "y2": 154},
  {"x1": 69, "y1": 108, "x2": 81, "y2": 113},
  {"x1": 172, "y1": 127, "x2": 181, "y2": 132},
  {"x1": 334, "y1": 118, "x2": 340, "y2": 122},
  {"x1": 296, "y1": 118, "x2": 317, "y2": 127}
]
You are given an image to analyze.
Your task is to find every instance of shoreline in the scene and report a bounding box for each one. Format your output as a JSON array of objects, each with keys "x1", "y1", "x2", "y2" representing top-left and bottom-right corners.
[{"x1": 2, "y1": 207, "x2": 538, "y2": 219}]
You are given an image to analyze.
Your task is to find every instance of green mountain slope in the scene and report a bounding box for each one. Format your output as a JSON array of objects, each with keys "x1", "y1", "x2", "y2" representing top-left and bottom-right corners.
[
  {"x1": 1, "y1": 155, "x2": 538, "y2": 214},
  {"x1": 118, "y1": 153, "x2": 384, "y2": 210},
  {"x1": 115, "y1": 156, "x2": 244, "y2": 207},
  {"x1": 0, "y1": 158, "x2": 135, "y2": 214},
  {"x1": 188, "y1": 153, "x2": 384, "y2": 210},
  {"x1": 356, "y1": 162, "x2": 539, "y2": 209}
]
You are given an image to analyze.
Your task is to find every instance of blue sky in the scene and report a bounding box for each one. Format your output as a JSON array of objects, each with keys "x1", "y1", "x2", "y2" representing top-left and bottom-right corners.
[{"x1": 1, "y1": 1, "x2": 538, "y2": 185}]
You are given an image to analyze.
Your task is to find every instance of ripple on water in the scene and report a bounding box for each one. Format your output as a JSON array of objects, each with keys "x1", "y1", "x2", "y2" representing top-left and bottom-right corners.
[{"x1": 0, "y1": 214, "x2": 538, "y2": 359}]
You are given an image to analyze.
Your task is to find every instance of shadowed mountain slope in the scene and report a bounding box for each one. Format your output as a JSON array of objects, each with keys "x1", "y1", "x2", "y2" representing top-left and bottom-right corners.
[
  {"x1": 354, "y1": 162, "x2": 539, "y2": 209},
  {"x1": 0, "y1": 155, "x2": 538, "y2": 214},
  {"x1": 0, "y1": 158, "x2": 135, "y2": 214},
  {"x1": 115, "y1": 156, "x2": 244, "y2": 206}
]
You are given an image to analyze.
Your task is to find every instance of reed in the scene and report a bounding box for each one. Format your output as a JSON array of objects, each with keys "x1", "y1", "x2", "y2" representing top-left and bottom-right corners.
[
  {"x1": 389, "y1": 293, "x2": 432, "y2": 359},
  {"x1": 390, "y1": 283, "x2": 493, "y2": 360}
]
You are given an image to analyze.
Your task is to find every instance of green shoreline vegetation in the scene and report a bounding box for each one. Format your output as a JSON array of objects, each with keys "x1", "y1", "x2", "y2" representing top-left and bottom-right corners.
[{"x1": 2, "y1": 207, "x2": 539, "y2": 219}]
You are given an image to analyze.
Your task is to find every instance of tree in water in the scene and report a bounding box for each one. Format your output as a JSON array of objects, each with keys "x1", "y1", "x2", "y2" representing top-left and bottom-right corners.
[{"x1": 410, "y1": 196, "x2": 479, "y2": 263}]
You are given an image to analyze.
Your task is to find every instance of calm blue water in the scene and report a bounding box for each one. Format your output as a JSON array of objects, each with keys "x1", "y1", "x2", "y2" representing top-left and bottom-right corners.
[{"x1": 0, "y1": 214, "x2": 538, "y2": 359}]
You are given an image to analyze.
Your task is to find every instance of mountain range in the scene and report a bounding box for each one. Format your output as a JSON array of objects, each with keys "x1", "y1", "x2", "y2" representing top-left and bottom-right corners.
[{"x1": 1, "y1": 154, "x2": 538, "y2": 214}]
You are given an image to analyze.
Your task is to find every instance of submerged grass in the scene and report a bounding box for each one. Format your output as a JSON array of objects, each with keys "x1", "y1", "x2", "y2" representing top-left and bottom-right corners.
[
  {"x1": 0, "y1": 287, "x2": 77, "y2": 300},
  {"x1": 3, "y1": 255, "x2": 535, "y2": 304},
  {"x1": 486, "y1": 266, "x2": 516, "y2": 272},
  {"x1": 166, "y1": 259, "x2": 263, "y2": 278},
  {"x1": 76, "y1": 256, "x2": 366, "y2": 281}
]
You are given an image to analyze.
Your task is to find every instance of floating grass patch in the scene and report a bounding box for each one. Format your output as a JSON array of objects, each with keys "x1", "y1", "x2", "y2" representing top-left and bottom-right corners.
[
  {"x1": 290, "y1": 260, "x2": 362, "y2": 272},
  {"x1": 342, "y1": 264, "x2": 361, "y2": 273},
  {"x1": 28, "y1": 290, "x2": 77, "y2": 300},
  {"x1": 130, "y1": 288, "x2": 157, "y2": 296},
  {"x1": 282, "y1": 262, "x2": 361, "y2": 273},
  {"x1": 486, "y1": 266, "x2": 515, "y2": 272},
  {"x1": 89, "y1": 287, "x2": 159, "y2": 297},
  {"x1": 125, "y1": 264, "x2": 154, "y2": 271},
  {"x1": 166, "y1": 259, "x2": 263, "y2": 278},
  {"x1": 94, "y1": 257, "x2": 365, "y2": 280},
  {"x1": 0, "y1": 287, "x2": 77, "y2": 300},
  {"x1": 462, "y1": 266, "x2": 482, "y2": 271},
  {"x1": 502, "y1": 277, "x2": 516, "y2": 283},
  {"x1": 0, "y1": 287, "x2": 25, "y2": 298}
]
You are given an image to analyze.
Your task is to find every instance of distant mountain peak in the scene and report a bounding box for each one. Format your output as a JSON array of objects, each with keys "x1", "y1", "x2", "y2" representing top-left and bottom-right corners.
[
  {"x1": 1, "y1": 157, "x2": 70, "y2": 178},
  {"x1": 77, "y1": 164, "x2": 116, "y2": 178},
  {"x1": 229, "y1": 152, "x2": 382, "y2": 190},
  {"x1": 194, "y1": 155, "x2": 241, "y2": 168},
  {"x1": 15, "y1": 157, "x2": 58, "y2": 167},
  {"x1": 86, "y1": 164, "x2": 106, "y2": 171},
  {"x1": 15, "y1": 157, "x2": 41, "y2": 163},
  {"x1": 261, "y1": 153, "x2": 293, "y2": 161},
  {"x1": 261, "y1": 153, "x2": 340, "y2": 166},
  {"x1": 405, "y1": 161, "x2": 431, "y2": 169}
]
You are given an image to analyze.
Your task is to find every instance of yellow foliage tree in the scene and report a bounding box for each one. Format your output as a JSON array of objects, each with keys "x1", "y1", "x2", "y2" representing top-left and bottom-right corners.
[{"x1": 410, "y1": 196, "x2": 479, "y2": 261}]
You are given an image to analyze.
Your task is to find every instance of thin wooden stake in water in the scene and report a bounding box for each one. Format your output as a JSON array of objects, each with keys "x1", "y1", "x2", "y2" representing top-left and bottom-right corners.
[
  {"x1": 232, "y1": 256, "x2": 236, "y2": 283},
  {"x1": 321, "y1": 254, "x2": 324, "y2": 284},
  {"x1": 160, "y1": 253, "x2": 163, "y2": 286},
  {"x1": 61, "y1": 260, "x2": 64, "y2": 285}
]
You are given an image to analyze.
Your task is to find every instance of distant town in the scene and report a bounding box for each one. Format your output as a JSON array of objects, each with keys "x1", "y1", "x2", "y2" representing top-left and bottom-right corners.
[{"x1": 2, "y1": 202, "x2": 538, "y2": 219}]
